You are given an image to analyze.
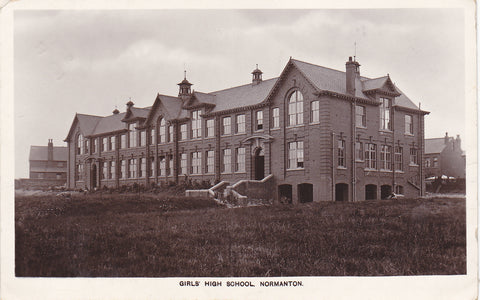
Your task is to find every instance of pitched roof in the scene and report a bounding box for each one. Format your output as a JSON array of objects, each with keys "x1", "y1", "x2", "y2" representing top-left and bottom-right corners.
[
  {"x1": 208, "y1": 77, "x2": 278, "y2": 112},
  {"x1": 91, "y1": 112, "x2": 127, "y2": 135},
  {"x1": 29, "y1": 146, "x2": 68, "y2": 161},
  {"x1": 76, "y1": 114, "x2": 102, "y2": 136},
  {"x1": 362, "y1": 76, "x2": 389, "y2": 91},
  {"x1": 425, "y1": 138, "x2": 447, "y2": 154}
]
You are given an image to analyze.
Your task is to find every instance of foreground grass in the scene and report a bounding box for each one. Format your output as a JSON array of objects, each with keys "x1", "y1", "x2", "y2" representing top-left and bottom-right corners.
[{"x1": 15, "y1": 194, "x2": 466, "y2": 277}]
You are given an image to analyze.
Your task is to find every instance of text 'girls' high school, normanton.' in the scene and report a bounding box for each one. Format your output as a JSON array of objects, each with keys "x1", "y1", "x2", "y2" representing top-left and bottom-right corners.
[{"x1": 65, "y1": 57, "x2": 429, "y2": 203}]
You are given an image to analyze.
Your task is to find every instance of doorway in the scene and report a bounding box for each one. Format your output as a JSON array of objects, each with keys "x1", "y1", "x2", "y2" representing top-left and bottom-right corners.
[
  {"x1": 335, "y1": 183, "x2": 349, "y2": 201},
  {"x1": 91, "y1": 163, "x2": 97, "y2": 189},
  {"x1": 298, "y1": 183, "x2": 313, "y2": 203},
  {"x1": 254, "y1": 147, "x2": 265, "y2": 180},
  {"x1": 365, "y1": 184, "x2": 377, "y2": 200}
]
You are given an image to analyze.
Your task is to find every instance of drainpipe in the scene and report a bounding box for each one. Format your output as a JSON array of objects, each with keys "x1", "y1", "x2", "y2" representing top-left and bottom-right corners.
[
  {"x1": 392, "y1": 107, "x2": 396, "y2": 194},
  {"x1": 332, "y1": 131, "x2": 336, "y2": 201},
  {"x1": 351, "y1": 99, "x2": 357, "y2": 202},
  {"x1": 419, "y1": 103, "x2": 424, "y2": 195}
]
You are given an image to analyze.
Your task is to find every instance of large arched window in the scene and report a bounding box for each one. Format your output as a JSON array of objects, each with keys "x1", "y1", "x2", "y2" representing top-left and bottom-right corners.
[
  {"x1": 158, "y1": 118, "x2": 166, "y2": 143},
  {"x1": 288, "y1": 90, "x2": 304, "y2": 126},
  {"x1": 77, "y1": 134, "x2": 84, "y2": 155}
]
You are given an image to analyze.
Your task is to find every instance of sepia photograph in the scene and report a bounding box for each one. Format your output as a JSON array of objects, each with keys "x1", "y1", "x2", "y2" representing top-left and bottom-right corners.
[{"x1": 2, "y1": 1, "x2": 477, "y2": 299}]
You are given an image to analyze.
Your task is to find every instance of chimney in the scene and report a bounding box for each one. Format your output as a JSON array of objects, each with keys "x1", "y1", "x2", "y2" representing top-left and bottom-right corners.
[
  {"x1": 455, "y1": 134, "x2": 461, "y2": 152},
  {"x1": 345, "y1": 56, "x2": 360, "y2": 95},
  {"x1": 47, "y1": 139, "x2": 53, "y2": 161},
  {"x1": 444, "y1": 132, "x2": 449, "y2": 144}
]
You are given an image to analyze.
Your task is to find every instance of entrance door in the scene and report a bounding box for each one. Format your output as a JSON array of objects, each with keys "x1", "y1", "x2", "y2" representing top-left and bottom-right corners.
[
  {"x1": 91, "y1": 163, "x2": 97, "y2": 189},
  {"x1": 254, "y1": 148, "x2": 265, "y2": 180}
]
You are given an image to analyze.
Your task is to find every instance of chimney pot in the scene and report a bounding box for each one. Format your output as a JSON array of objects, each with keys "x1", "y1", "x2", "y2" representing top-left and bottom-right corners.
[{"x1": 47, "y1": 139, "x2": 54, "y2": 161}]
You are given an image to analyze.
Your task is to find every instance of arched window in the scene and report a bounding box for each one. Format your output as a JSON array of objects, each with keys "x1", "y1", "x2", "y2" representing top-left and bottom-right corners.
[
  {"x1": 77, "y1": 134, "x2": 84, "y2": 155},
  {"x1": 288, "y1": 90, "x2": 304, "y2": 126},
  {"x1": 159, "y1": 118, "x2": 166, "y2": 144}
]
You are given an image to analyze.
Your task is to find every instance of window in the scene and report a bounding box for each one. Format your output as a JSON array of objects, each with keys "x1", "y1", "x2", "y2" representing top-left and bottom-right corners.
[
  {"x1": 109, "y1": 161, "x2": 115, "y2": 179},
  {"x1": 150, "y1": 128, "x2": 155, "y2": 145},
  {"x1": 167, "y1": 154, "x2": 173, "y2": 176},
  {"x1": 168, "y1": 125, "x2": 173, "y2": 142},
  {"x1": 236, "y1": 147, "x2": 246, "y2": 172},
  {"x1": 356, "y1": 105, "x2": 366, "y2": 127},
  {"x1": 380, "y1": 98, "x2": 391, "y2": 130},
  {"x1": 110, "y1": 136, "x2": 116, "y2": 151},
  {"x1": 149, "y1": 157, "x2": 155, "y2": 177},
  {"x1": 120, "y1": 134, "x2": 126, "y2": 149},
  {"x1": 180, "y1": 153, "x2": 187, "y2": 175},
  {"x1": 433, "y1": 157, "x2": 438, "y2": 167},
  {"x1": 311, "y1": 100, "x2": 320, "y2": 123},
  {"x1": 405, "y1": 115, "x2": 413, "y2": 134},
  {"x1": 180, "y1": 124, "x2": 188, "y2": 140},
  {"x1": 139, "y1": 131, "x2": 146, "y2": 147},
  {"x1": 380, "y1": 145, "x2": 392, "y2": 171},
  {"x1": 222, "y1": 148, "x2": 232, "y2": 173},
  {"x1": 191, "y1": 110, "x2": 202, "y2": 139},
  {"x1": 395, "y1": 185, "x2": 404, "y2": 195},
  {"x1": 338, "y1": 139, "x2": 346, "y2": 167},
  {"x1": 159, "y1": 118, "x2": 167, "y2": 143},
  {"x1": 355, "y1": 142, "x2": 364, "y2": 161},
  {"x1": 128, "y1": 123, "x2": 137, "y2": 148},
  {"x1": 223, "y1": 117, "x2": 231, "y2": 135},
  {"x1": 410, "y1": 148, "x2": 418, "y2": 165},
  {"x1": 272, "y1": 107, "x2": 280, "y2": 128},
  {"x1": 395, "y1": 146, "x2": 403, "y2": 171},
  {"x1": 139, "y1": 158, "x2": 146, "y2": 178},
  {"x1": 206, "y1": 119, "x2": 215, "y2": 137},
  {"x1": 102, "y1": 137, "x2": 108, "y2": 152},
  {"x1": 92, "y1": 138, "x2": 97, "y2": 153},
  {"x1": 206, "y1": 150, "x2": 215, "y2": 174},
  {"x1": 101, "y1": 162, "x2": 107, "y2": 180},
  {"x1": 256, "y1": 111, "x2": 263, "y2": 130},
  {"x1": 191, "y1": 152, "x2": 202, "y2": 174},
  {"x1": 84, "y1": 139, "x2": 90, "y2": 154},
  {"x1": 120, "y1": 160, "x2": 126, "y2": 179},
  {"x1": 425, "y1": 158, "x2": 431, "y2": 168},
  {"x1": 159, "y1": 156, "x2": 166, "y2": 176},
  {"x1": 129, "y1": 158, "x2": 137, "y2": 178},
  {"x1": 288, "y1": 141, "x2": 304, "y2": 169},
  {"x1": 365, "y1": 143, "x2": 377, "y2": 169},
  {"x1": 288, "y1": 90, "x2": 304, "y2": 126},
  {"x1": 236, "y1": 114, "x2": 245, "y2": 134},
  {"x1": 77, "y1": 134, "x2": 83, "y2": 155},
  {"x1": 76, "y1": 163, "x2": 84, "y2": 181}
]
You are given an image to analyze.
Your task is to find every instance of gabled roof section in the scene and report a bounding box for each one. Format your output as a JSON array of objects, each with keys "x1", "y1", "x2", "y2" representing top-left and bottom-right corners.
[
  {"x1": 291, "y1": 59, "x2": 368, "y2": 99},
  {"x1": 91, "y1": 112, "x2": 127, "y2": 135},
  {"x1": 29, "y1": 146, "x2": 68, "y2": 161},
  {"x1": 362, "y1": 76, "x2": 401, "y2": 96},
  {"x1": 121, "y1": 106, "x2": 150, "y2": 122},
  {"x1": 425, "y1": 138, "x2": 447, "y2": 154},
  {"x1": 145, "y1": 94, "x2": 189, "y2": 124},
  {"x1": 208, "y1": 77, "x2": 278, "y2": 112},
  {"x1": 65, "y1": 113, "x2": 102, "y2": 141}
]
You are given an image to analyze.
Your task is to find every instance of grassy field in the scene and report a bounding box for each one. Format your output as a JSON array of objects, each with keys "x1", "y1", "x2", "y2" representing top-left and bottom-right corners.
[{"x1": 15, "y1": 193, "x2": 466, "y2": 277}]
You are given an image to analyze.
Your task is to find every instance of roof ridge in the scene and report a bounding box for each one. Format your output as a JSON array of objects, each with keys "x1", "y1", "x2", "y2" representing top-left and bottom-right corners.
[
  {"x1": 362, "y1": 75, "x2": 388, "y2": 82},
  {"x1": 291, "y1": 58, "x2": 373, "y2": 80},
  {"x1": 209, "y1": 77, "x2": 278, "y2": 94},
  {"x1": 77, "y1": 113, "x2": 103, "y2": 118}
]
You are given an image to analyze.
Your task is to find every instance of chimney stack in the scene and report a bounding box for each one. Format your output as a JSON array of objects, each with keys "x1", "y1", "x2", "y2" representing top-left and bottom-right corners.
[
  {"x1": 444, "y1": 132, "x2": 449, "y2": 144},
  {"x1": 48, "y1": 139, "x2": 53, "y2": 161},
  {"x1": 345, "y1": 56, "x2": 360, "y2": 95}
]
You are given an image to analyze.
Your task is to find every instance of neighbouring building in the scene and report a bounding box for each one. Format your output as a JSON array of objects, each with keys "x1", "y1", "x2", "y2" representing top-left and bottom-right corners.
[
  {"x1": 23, "y1": 139, "x2": 68, "y2": 189},
  {"x1": 65, "y1": 57, "x2": 429, "y2": 202},
  {"x1": 425, "y1": 133, "x2": 465, "y2": 179}
]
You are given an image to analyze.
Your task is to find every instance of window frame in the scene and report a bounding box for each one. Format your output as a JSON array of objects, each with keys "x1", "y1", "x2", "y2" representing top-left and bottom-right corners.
[{"x1": 288, "y1": 90, "x2": 304, "y2": 127}]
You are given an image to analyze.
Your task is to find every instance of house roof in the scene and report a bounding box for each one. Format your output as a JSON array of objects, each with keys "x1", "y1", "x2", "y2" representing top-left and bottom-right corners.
[
  {"x1": 29, "y1": 146, "x2": 68, "y2": 161},
  {"x1": 425, "y1": 138, "x2": 447, "y2": 154},
  {"x1": 208, "y1": 77, "x2": 278, "y2": 112},
  {"x1": 67, "y1": 58, "x2": 422, "y2": 138}
]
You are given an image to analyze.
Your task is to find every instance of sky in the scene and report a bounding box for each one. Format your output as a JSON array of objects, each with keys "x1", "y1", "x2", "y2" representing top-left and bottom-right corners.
[{"x1": 13, "y1": 9, "x2": 467, "y2": 178}]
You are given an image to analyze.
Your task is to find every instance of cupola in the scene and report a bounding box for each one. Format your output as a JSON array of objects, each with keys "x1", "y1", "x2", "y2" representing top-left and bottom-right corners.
[
  {"x1": 178, "y1": 70, "x2": 193, "y2": 98},
  {"x1": 252, "y1": 64, "x2": 263, "y2": 85}
]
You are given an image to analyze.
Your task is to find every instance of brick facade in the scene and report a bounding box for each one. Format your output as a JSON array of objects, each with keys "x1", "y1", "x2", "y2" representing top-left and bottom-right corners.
[{"x1": 65, "y1": 57, "x2": 428, "y2": 202}]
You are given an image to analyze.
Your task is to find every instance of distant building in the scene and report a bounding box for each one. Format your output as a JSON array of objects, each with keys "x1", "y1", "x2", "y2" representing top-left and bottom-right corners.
[
  {"x1": 29, "y1": 139, "x2": 68, "y2": 182},
  {"x1": 424, "y1": 133, "x2": 465, "y2": 179},
  {"x1": 65, "y1": 57, "x2": 429, "y2": 202}
]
